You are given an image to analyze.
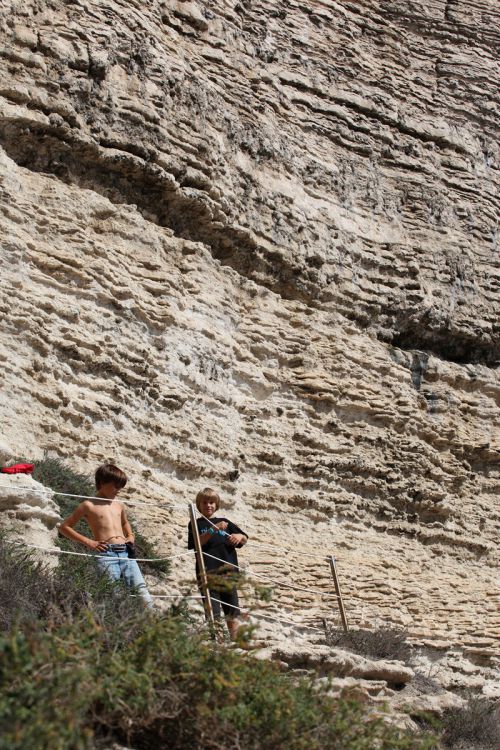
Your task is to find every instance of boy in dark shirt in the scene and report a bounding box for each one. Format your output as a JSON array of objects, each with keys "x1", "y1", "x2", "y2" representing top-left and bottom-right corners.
[{"x1": 188, "y1": 487, "x2": 248, "y2": 639}]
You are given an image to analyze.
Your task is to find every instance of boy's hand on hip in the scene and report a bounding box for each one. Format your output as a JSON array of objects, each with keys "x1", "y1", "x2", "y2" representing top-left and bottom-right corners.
[
  {"x1": 89, "y1": 540, "x2": 109, "y2": 552},
  {"x1": 227, "y1": 533, "x2": 244, "y2": 546}
]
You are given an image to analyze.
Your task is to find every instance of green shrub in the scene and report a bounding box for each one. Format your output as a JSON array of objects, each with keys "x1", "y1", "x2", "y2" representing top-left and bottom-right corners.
[
  {"x1": 31, "y1": 456, "x2": 95, "y2": 518},
  {"x1": 0, "y1": 537, "x2": 53, "y2": 631},
  {"x1": 0, "y1": 469, "x2": 438, "y2": 750},
  {"x1": 0, "y1": 538, "x2": 436, "y2": 750},
  {"x1": 0, "y1": 626, "x2": 94, "y2": 750},
  {"x1": 0, "y1": 607, "x2": 436, "y2": 750}
]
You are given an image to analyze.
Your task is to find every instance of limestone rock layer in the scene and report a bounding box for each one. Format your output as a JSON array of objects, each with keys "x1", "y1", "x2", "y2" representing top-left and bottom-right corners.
[{"x1": 0, "y1": 0, "x2": 498, "y2": 682}]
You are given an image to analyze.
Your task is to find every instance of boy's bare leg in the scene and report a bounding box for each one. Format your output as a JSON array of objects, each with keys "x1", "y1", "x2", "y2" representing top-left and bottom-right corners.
[{"x1": 226, "y1": 617, "x2": 240, "y2": 640}]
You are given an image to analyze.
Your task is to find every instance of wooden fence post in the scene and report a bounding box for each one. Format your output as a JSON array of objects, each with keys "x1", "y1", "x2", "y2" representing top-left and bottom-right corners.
[
  {"x1": 189, "y1": 503, "x2": 215, "y2": 628},
  {"x1": 328, "y1": 555, "x2": 348, "y2": 632}
]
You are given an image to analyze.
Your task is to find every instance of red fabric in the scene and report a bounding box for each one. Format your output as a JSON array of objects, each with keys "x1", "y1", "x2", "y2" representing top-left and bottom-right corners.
[{"x1": 0, "y1": 463, "x2": 35, "y2": 475}]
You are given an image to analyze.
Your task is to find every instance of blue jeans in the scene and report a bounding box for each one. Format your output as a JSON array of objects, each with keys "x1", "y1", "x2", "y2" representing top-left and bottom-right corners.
[{"x1": 97, "y1": 545, "x2": 153, "y2": 607}]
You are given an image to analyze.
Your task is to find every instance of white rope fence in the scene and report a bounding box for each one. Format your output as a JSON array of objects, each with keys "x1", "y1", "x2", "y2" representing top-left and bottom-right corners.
[
  {"x1": 206, "y1": 596, "x2": 327, "y2": 634},
  {"x1": 247, "y1": 539, "x2": 330, "y2": 561},
  {"x1": 0, "y1": 486, "x2": 186, "y2": 511},
  {"x1": 13, "y1": 538, "x2": 334, "y2": 635},
  {"x1": 195, "y1": 509, "x2": 338, "y2": 564},
  {"x1": 0, "y1": 486, "x2": 338, "y2": 562},
  {"x1": 3, "y1": 487, "x2": 348, "y2": 636},
  {"x1": 14, "y1": 541, "x2": 195, "y2": 564},
  {"x1": 129, "y1": 592, "x2": 328, "y2": 635},
  {"x1": 200, "y1": 549, "x2": 342, "y2": 601},
  {"x1": 49, "y1": 491, "x2": 186, "y2": 511},
  {"x1": 13, "y1": 542, "x2": 340, "y2": 603},
  {"x1": 13, "y1": 539, "x2": 342, "y2": 632}
]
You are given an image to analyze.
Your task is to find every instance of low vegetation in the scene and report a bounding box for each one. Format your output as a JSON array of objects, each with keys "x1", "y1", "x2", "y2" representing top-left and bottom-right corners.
[
  {"x1": 441, "y1": 696, "x2": 500, "y2": 749},
  {"x1": 326, "y1": 625, "x2": 413, "y2": 663},
  {"x1": 0, "y1": 474, "x2": 436, "y2": 750},
  {"x1": 3, "y1": 459, "x2": 495, "y2": 750},
  {"x1": 0, "y1": 597, "x2": 437, "y2": 750},
  {"x1": 0, "y1": 459, "x2": 442, "y2": 749},
  {"x1": 0, "y1": 529, "x2": 142, "y2": 632}
]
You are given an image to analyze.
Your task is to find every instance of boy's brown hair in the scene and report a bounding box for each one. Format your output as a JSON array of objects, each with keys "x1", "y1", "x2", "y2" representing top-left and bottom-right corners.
[
  {"x1": 95, "y1": 463, "x2": 128, "y2": 490},
  {"x1": 195, "y1": 487, "x2": 220, "y2": 512}
]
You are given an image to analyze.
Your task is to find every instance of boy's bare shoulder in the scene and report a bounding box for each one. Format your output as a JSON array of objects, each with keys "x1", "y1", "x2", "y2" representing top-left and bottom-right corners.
[
  {"x1": 78, "y1": 499, "x2": 93, "y2": 512},
  {"x1": 79, "y1": 498, "x2": 115, "y2": 511}
]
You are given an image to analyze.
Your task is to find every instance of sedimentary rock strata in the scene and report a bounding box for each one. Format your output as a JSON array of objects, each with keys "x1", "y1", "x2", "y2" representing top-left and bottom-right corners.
[
  {"x1": 0, "y1": 0, "x2": 498, "y2": 693},
  {"x1": 0, "y1": 473, "x2": 61, "y2": 548}
]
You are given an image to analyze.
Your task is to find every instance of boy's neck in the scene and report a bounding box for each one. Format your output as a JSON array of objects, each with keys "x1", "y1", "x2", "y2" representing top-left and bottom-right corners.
[{"x1": 96, "y1": 491, "x2": 116, "y2": 501}]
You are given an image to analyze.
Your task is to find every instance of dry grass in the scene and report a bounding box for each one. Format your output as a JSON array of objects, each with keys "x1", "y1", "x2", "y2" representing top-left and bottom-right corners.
[
  {"x1": 441, "y1": 696, "x2": 500, "y2": 749},
  {"x1": 0, "y1": 532, "x2": 139, "y2": 632},
  {"x1": 325, "y1": 625, "x2": 413, "y2": 663}
]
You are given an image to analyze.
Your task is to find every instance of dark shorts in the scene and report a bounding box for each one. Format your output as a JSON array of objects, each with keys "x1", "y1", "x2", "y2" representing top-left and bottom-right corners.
[
  {"x1": 199, "y1": 570, "x2": 241, "y2": 619},
  {"x1": 209, "y1": 585, "x2": 240, "y2": 619}
]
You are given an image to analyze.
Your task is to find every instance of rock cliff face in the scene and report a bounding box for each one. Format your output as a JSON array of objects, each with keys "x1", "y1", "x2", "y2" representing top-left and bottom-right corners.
[{"x1": 0, "y1": 0, "x2": 498, "y2": 691}]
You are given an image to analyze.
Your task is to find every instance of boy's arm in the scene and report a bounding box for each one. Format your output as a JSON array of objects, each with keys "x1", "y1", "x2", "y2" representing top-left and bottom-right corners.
[
  {"x1": 226, "y1": 521, "x2": 248, "y2": 548},
  {"x1": 227, "y1": 533, "x2": 247, "y2": 547},
  {"x1": 59, "y1": 503, "x2": 107, "y2": 551},
  {"x1": 188, "y1": 521, "x2": 228, "y2": 548},
  {"x1": 121, "y1": 507, "x2": 135, "y2": 543},
  {"x1": 200, "y1": 521, "x2": 228, "y2": 546}
]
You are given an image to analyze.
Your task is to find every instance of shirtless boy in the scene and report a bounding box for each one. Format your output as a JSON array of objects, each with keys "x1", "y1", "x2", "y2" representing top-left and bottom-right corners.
[{"x1": 59, "y1": 463, "x2": 152, "y2": 607}]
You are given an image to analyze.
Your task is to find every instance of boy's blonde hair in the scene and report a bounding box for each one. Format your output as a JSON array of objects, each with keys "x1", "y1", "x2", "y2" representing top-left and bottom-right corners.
[{"x1": 195, "y1": 487, "x2": 221, "y2": 512}]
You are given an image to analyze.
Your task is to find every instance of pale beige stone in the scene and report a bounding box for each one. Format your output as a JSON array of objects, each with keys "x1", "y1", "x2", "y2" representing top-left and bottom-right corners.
[
  {"x1": 0, "y1": 0, "x2": 498, "y2": 713},
  {"x1": 273, "y1": 643, "x2": 414, "y2": 683},
  {"x1": 0, "y1": 474, "x2": 61, "y2": 551}
]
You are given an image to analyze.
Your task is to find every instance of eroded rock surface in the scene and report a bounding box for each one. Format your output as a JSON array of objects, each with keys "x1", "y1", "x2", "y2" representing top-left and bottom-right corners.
[
  {"x1": 0, "y1": 474, "x2": 61, "y2": 548},
  {"x1": 0, "y1": 0, "x2": 498, "y2": 696}
]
